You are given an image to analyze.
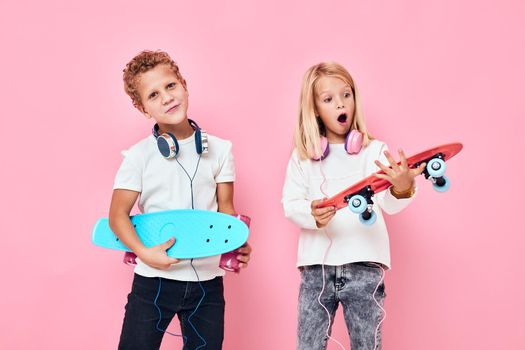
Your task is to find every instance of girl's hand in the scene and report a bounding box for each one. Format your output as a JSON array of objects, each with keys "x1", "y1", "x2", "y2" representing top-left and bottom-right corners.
[
  {"x1": 136, "y1": 238, "x2": 179, "y2": 270},
  {"x1": 374, "y1": 149, "x2": 426, "y2": 193},
  {"x1": 236, "y1": 242, "x2": 252, "y2": 269},
  {"x1": 311, "y1": 199, "x2": 336, "y2": 228}
]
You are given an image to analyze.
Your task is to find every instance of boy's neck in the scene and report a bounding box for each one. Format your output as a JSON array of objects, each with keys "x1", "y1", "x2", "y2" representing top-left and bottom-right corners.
[{"x1": 157, "y1": 119, "x2": 195, "y2": 140}]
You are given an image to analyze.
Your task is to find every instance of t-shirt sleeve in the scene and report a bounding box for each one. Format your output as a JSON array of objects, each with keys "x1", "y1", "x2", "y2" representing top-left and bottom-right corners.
[
  {"x1": 113, "y1": 149, "x2": 142, "y2": 192},
  {"x1": 215, "y1": 140, "x2": 235, "y2": 183}
]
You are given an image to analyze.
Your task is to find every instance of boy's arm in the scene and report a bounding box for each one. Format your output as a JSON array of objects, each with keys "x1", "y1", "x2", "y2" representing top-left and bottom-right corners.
[
  {"x1": 109, "y1": 189, "x2": 178, "y2": 269},
  {"x1": 216, "y1": 182, "x2": 236, "y2": 214},
  {"x1": 216, "y1": 182, "x2": 251, "y2": 268}
]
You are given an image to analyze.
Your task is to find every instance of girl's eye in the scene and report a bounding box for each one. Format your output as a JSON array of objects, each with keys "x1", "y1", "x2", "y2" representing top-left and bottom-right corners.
[
  {"x1": 167, "y1": 82, "x2": 176, "y2": 89},
  {"x1": 148, "y1": 92, "x2": 158, "y2": 99},
  {"x1": 323, "y1": 97, "x2": 332, "y2": 103},
  {"x1": 344, "y1": 92, "x2": 352, "y2": 98}
]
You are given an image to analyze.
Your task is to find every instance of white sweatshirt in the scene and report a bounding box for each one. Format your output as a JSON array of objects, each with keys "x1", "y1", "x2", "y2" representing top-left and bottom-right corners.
[{"x1": 282, "y1": 140, "x2": 416, "y2": 269}]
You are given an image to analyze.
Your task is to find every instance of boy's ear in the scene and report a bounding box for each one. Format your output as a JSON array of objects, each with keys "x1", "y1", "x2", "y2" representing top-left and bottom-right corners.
[{"x1": 134, "y1": 102, "x2": 150, "y2": 118}]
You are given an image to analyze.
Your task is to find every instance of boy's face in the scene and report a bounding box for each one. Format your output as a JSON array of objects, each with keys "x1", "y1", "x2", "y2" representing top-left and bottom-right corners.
[
  {"x1": 314, "y1": 76, "x2": 355, "y2": 143},
  {"x1": 136, "y1": 64, "x2": 189, "y2": 126}
]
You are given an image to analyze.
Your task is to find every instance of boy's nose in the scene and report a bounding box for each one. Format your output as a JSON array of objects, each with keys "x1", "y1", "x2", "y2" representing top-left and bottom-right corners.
[{"x1": 161, "y1": 92, "x2": 174, "y2": 105}]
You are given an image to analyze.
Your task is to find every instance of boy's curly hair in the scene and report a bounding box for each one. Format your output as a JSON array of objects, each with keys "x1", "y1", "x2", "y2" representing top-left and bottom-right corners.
[{"x1": 123, "y1": 50, "x2": 185, "y2": 111}]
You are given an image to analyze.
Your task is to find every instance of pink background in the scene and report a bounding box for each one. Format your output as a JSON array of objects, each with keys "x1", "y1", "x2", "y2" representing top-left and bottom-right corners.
[{"x1": 1, "y1": 0, "x2": 524, "y2": 349}]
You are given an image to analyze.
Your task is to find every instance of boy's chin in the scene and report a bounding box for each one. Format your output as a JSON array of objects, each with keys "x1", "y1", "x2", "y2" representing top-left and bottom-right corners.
[{"x1": 158, "y1": 114, "x2": 188, "y2": 126}]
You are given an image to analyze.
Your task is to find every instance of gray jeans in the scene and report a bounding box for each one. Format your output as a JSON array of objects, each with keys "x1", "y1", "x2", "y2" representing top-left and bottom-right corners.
[{"x1": 297, "y1": 263, "x2": 386, "y2": 350}]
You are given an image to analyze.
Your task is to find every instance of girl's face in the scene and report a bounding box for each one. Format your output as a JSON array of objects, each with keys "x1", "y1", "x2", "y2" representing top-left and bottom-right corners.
[{"x1": 314, "y1": 76, "x2": 355, "y2": 143}]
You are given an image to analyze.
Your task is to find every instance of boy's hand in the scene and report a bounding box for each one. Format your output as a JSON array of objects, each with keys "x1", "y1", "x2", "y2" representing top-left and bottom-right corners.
[
  {"x1": 136, "y1": 237, "x2": 179, "y2": 270},
  {"x1": 374, "y1": 149, "x2": 426, "y2": 193},
  {"x1": 235, "y1": 242, "x2": 252, "y2": 269},
  {"x1": 311, "y1": 199, "x2": 336, "y2": 228}
]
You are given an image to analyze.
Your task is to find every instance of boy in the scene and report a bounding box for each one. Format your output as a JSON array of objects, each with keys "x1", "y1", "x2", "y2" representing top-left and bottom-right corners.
[{"x1": 109, "y1": 50, "x2": 251, "y2": 350}]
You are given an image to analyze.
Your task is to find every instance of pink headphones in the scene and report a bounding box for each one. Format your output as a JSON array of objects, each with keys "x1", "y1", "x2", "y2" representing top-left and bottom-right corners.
[{"x1": 312, "y1": 129, "x2": 363, "y2": 161}]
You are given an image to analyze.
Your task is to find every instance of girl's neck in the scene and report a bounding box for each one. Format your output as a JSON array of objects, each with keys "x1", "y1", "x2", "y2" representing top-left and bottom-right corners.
[{"x1": 325, "y1": 131, "x2": 346, "y2": 144}]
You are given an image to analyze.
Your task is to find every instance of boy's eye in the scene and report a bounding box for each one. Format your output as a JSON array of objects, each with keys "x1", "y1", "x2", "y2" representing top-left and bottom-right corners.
[
  {"x1": 148, "y1": 92, "x2": 158, "y2": 100},
  {"x1": 167, "y1": 82, "x2": 176, "y2": 89}
]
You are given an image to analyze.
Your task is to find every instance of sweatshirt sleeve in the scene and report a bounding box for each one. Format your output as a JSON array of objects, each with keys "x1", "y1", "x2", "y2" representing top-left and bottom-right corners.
[
  {"x1": 370, "y1": 142, "x2": 417, "y2": 215},
  {"x1": 281, "y1": 151, "x2": 319, "y2": 230}
]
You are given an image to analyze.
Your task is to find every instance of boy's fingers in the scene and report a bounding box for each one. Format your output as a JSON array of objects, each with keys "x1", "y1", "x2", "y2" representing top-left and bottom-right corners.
[
  {"x1": 237, "y1": 244, "x2": 251, "y2": 254},
  {"x1": 236, "y1": 254, "x2": 250, "y2": 263},
  {"x1": 162, "y1": 237, "x2": 176, "y2": 250}
]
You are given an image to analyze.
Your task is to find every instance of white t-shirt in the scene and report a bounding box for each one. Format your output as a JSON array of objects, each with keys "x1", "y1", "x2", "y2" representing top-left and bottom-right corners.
[
  {"x1": 281, "y1": 140, "x2": 416, "y2": 269},
  {"x1": 113, "y1": 132, "x2": 235, "y2": 281}
]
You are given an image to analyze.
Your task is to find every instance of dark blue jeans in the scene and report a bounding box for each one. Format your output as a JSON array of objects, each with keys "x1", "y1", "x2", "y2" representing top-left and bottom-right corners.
[
  {"x1": 118, "y1": 274, "x2": 225, "y2": 350},
  {"x1": 297, "y1": 263, "x2": 387, "y2": 350}
]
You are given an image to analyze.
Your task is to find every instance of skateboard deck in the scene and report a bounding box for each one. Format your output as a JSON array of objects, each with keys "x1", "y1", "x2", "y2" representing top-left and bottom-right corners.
[
  {"x1": 92, "y1": 209, "x2": 250, "y2": 259},
  {"x1": 317, "y1": 143, "x2": 463, "y2": 224}
]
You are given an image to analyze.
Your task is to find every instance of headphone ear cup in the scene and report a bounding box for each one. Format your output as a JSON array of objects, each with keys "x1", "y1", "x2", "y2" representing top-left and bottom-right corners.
[
  {"x1": 157, "y1": 133, "x2": 179, "y2": 159},
  {"x1": 194, "y1": 129, "x2": 203, "y2": 154},
  {"x1": 312, "y1": 136, "x2": 330, "y2": 161},
  {"x1": 345, "y1": 130, "x2": 363, "y2": 155},
  {"x1": 199, "y1": 130, "x2": 209, "y2": 154}
]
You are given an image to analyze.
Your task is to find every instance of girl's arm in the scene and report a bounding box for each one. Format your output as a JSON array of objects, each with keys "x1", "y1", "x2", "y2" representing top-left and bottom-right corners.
[
  {"x1": 282, "y1": 152, "x2": 321, "y2": 230},
  {"x1": 109, "y1": 189, "x2": 179, "y2": 269},
  {"x1": 217, "y1": 182, "x2": 251, "y2": 268}
]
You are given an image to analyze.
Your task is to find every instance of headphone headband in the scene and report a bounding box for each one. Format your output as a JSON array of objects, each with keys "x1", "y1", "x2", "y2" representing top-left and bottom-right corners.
[{"x1": 152, "y1": 119, "x2": 208, "y2": 159}]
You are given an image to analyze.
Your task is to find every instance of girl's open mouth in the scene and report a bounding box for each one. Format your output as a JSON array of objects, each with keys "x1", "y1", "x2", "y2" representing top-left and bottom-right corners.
[{"x1": 337, "y1": 113, "x2": 348, "y2": 123}]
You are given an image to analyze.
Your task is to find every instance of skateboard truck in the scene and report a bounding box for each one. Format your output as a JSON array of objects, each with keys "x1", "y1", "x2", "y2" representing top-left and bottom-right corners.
[
  {"x1": 344, "y1": 185, "x2": 378, "y2": 225},
  {"x1": 415, "y1": 152, "x2": 451, "y2": 192}
]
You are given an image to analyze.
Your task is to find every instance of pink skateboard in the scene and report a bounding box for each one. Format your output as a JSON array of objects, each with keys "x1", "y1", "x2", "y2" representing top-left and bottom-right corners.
[{"x1": 317, "y1": 143, "x2": 463, "y2": 224}]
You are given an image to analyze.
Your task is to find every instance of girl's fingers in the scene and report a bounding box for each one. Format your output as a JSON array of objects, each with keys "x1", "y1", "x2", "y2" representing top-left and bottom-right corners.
[
  {"x1": 317, "y1": 210, "x2": 335, "y2": 221},
  {"x1": 374, "y1": 160, "x2": 394, "y2": 176},
  {"x1": 318, "y1": 213, "x2": 335, "y2": 226},
  {"x1": 384, "y1": 150, "x2": 400, "y2": 171},
  {"x1": 374, "y1": 172, "x2": 391, "y2": 181},
  {"x1": 399, "y1": 149, "x2": 408, "y2": 168},
  {"x1": 314, "y1": 206, "x2": 335, "y2": 216},
  {"x1": 412, "y1": 162, "x2": 426, "y2": 176}
]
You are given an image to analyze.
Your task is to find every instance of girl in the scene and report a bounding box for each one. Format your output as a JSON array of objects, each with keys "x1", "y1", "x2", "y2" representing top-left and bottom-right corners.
[{"x1": 282, "y1": 62, "x2": 425, "y2": 350}]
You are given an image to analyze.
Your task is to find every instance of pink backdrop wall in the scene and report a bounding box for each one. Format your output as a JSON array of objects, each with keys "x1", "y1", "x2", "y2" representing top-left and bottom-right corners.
[{"x1": 1, "y1": 0, "x2": 524, "y2": 349}]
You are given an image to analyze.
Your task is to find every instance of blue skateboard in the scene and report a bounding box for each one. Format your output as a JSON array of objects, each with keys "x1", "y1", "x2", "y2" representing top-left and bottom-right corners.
[{"x1": 92, "y1": 209, "x2": 250, "y2": 259}]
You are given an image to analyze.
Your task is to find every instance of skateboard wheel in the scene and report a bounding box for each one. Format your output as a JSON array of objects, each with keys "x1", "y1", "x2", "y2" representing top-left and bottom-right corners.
[
  {"x1": 348, "y1": 195, "x2": 367, "y2": 214},
  {"x1": 427, "y1": 158, "x2": 446, "y2": 178},
  {"x1": 359, "y1": 210, "x2": 377, "y2": 225},
  {"x1": 432, "y1": 175, "x2": 450, "y2": 192}
]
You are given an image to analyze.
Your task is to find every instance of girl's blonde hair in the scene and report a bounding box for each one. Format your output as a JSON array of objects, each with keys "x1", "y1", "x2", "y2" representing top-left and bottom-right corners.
[{"x1": 294, "y1": 62, "x2": 372, "y2": 160}]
